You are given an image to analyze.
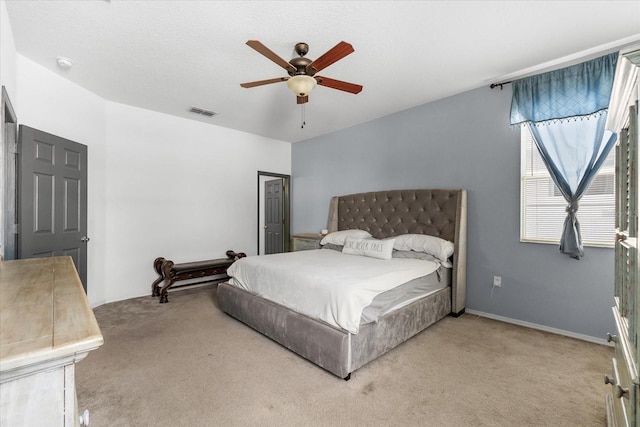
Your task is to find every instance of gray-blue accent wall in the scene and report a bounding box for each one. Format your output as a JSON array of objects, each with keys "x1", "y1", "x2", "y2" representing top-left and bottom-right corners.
[{"x1": 291, "y1": 85, "x2": 614, "y2": 341}]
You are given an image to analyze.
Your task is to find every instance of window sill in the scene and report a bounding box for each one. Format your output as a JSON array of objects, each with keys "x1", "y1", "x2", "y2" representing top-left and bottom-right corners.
[{"x1": 520, "y1": 238, "x2": 614, "y2": 249}]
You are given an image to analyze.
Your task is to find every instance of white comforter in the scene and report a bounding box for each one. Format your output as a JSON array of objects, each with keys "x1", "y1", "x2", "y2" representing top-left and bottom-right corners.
[{"x1": 226, "y1": 249, "x2": 439, "y2": 334}]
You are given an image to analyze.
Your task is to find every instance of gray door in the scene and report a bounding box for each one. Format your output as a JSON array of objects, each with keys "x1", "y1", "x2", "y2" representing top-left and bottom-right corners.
[
  {"x1": 19, "y1": 126, "x2": 89, "y2": 290},
  {"x1": 264, "y1": 178, "x2": 283, "y2": 254}
]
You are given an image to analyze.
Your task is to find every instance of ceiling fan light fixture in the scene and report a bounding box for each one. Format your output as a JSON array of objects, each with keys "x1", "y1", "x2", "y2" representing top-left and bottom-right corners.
[{"x1": 287, "y1": 75, "x2": 317, "y2": 97}]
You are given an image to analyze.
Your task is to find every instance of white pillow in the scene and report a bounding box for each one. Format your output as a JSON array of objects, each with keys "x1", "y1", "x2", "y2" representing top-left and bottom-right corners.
[
  {"x1": 342, "y1": 237, "x2": 395, "y2": 260},
  {"x1": 393, "y1": 234, "x2": 455, "y2": 263},
  {"x1": 320, "y1": 229, "x2": 372, "y2": 246}
]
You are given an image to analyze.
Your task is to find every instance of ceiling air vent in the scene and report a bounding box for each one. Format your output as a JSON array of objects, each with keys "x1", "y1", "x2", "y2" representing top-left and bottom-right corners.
[{"x1": 189, "y1": 106, "x2": 217, "y2": 117}]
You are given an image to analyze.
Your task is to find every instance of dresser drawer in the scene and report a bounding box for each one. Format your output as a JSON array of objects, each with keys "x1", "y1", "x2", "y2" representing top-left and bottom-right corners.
[
  {"x1": 606, "y1": 308, "x2": 639, "y2": 427},
  {"x1": 606, "y1": 357, "x2": 632, "y2": 427}
]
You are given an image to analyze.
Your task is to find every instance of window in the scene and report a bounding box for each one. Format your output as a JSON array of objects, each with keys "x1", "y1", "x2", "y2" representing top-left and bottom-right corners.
[{"x1": 520, "y1": 127, "x2": 615, "y2": 247}]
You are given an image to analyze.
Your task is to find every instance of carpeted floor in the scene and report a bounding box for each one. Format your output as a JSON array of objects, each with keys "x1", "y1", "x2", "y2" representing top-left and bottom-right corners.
[{"x1": 76, "y1": 284, "x2": 613, "y2": 427}]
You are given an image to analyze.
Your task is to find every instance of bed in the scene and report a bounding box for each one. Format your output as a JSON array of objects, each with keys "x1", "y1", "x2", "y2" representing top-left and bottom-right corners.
[{"x1": 217, "y1": 189, "x2": 467, "y2": 379}]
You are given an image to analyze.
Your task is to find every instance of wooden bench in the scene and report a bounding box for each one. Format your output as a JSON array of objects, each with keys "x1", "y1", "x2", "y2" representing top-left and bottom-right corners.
[{"x1": 151, "y1": 250, "x2": 246, "y2": 303}]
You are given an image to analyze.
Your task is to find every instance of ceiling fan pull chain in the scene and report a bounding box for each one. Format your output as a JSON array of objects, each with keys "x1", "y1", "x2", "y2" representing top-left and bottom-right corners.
[{"x1": 301, "y1": 104, "x2": 306, "y2": 129}]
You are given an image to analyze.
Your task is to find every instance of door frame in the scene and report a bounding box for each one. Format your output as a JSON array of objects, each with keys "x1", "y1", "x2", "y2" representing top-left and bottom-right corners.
[
  {"x1": 257, "y1": 171, "x2": 290, "y2": 255},
  {"x1": 1, "y1": 86, "x2": 18, "y2": 260}
]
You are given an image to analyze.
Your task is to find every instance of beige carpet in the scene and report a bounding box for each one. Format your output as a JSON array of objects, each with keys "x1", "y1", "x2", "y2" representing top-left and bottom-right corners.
[{"x1": 76, "y1": 284, "x2": 613, "y2": 427}]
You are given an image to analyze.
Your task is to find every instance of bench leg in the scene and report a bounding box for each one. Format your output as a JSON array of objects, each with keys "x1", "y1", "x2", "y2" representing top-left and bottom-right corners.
[
  {"x1": 151, "y1": 276, "x2": 163, "y2": 297},
  {"x1": 151, "y1": 257, "x2": 166, "y2": 297},
  {"x1": 158, "y1": 260, "x2": 176, "y2": 303},
  {"x1": 159, "y1": 278, "x2": 175, "y2": 303}
]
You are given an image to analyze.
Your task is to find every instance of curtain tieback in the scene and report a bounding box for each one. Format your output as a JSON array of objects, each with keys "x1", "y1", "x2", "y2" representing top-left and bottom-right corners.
[{"x1": 565, "y1": 202, "x2": 579, "y2": 214}]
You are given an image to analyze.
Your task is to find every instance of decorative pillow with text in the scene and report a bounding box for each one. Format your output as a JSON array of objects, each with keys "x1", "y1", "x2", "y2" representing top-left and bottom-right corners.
[{"x1": 342, "y1": 237, "x2": 395, "y2": 260}]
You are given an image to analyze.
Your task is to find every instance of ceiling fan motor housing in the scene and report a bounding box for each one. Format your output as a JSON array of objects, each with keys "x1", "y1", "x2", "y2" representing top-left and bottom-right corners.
[
  {"x1": 289, "y1": 57, "x2": 313, "y2": 76},
  {"x1": 290, "y1": 43, "x2": 314, "y2": 77}
]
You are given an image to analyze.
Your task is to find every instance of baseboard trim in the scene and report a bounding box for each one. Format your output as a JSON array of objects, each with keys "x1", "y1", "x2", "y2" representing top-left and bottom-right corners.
[
  {"x1": 465, "y1": 309, "x2": 612, "y2": 347},
  {"x1": 90, "y1": 299, "x2": 107, "y2": 309}
]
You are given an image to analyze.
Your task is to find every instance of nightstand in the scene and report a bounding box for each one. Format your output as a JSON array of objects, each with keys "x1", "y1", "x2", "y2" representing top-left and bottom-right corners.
[{"x1": 291, "y1": 233, "x2": 323, "y2": 251}]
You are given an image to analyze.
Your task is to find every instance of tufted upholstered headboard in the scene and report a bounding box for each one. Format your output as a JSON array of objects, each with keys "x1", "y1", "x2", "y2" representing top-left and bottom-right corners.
[{"x1": 326, "y1": 189, "x2": 467, "y2": 315}]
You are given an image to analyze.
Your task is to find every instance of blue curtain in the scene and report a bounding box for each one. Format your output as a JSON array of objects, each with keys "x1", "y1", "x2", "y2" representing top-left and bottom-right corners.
[{"x1": 511, "y1": 53, "x2": 619, "y2": 259}]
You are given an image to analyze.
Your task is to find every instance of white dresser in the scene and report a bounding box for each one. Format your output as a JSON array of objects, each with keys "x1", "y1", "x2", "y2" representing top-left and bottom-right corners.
[
  {"x1": 0, "y1": 256, "x2": 103, "y2": 427},
  {"x1": 606, "y1": 47, "x2": 640, "y2": 427}
]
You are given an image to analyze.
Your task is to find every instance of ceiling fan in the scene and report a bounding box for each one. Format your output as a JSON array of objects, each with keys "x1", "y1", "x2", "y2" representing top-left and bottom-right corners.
[{"x1": 240, "y1": 40, "x2": 363, "y2": 104}]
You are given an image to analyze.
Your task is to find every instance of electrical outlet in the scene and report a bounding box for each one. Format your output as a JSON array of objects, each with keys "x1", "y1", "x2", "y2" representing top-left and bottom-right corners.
[{"x1": 493, "y1": 276, "x2": 502, "y2": 287}]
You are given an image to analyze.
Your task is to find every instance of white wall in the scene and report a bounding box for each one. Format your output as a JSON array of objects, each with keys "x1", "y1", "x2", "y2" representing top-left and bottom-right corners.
[
  {"x1": 104, "y1": 103, "x2": 290, "y2": 302},
  {"x1": 15, "y1": 55, "x2": 108, "y2": 305},
  {"x1": 0, "y1": 0, "x2": 16, "y2": 102},
  {"x1": 13, "y1": 54, "x2": 291, "y2": 306}
]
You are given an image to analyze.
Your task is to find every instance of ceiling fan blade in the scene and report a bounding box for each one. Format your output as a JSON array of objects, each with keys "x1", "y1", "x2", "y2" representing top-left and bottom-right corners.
[
  {"x1": 306, "y1": 41, "x2": 354, "y2": 74},
  {"x1": 297, "y1": 95, "x2": 309, "y2": 104},
  {"x1": 240, "y1": 77, "x2": 288, "y2": 88},
  {"x1": 246, "y1": 40, "x2": 296, "y2": 73},
  {"x1": 315, "y1": 76, "x2": 362, "y2": 94}
]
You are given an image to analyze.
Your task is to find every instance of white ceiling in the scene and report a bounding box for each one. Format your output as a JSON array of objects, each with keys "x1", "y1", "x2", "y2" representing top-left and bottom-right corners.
[{"x1": 5, "y1": 1, "x2": 640, "y2": 143}]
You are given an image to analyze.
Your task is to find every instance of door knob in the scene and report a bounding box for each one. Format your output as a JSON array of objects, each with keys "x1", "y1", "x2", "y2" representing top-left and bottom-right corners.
[
  {"x1": 80, "y1": 236, "x2": 90, "y2": 243},
  {"x1": 264, "y1": 225, "x2": 268, "y2": 229},
  {"x1": 615, "y1": 385, "x2": 630, "y2": 399}
]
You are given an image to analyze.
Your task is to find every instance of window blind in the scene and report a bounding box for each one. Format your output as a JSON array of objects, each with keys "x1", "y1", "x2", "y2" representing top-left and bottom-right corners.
[{"x1": 521, "y1": 128, "x2": 615, "y2": 247}]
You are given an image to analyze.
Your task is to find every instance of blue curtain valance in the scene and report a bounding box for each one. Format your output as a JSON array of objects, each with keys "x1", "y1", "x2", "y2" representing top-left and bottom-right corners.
[
  {"x1": 510, "y1": 51, "x2": 619, "y2": 259},
  {"x1": 510, "y1": 52, "x2": 618, "y2": 126}
]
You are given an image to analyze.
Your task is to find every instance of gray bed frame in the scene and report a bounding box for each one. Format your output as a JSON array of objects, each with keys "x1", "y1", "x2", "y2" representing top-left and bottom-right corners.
[{"x1": 217, "y1": 189, "x2": 467, "y2": 379}]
